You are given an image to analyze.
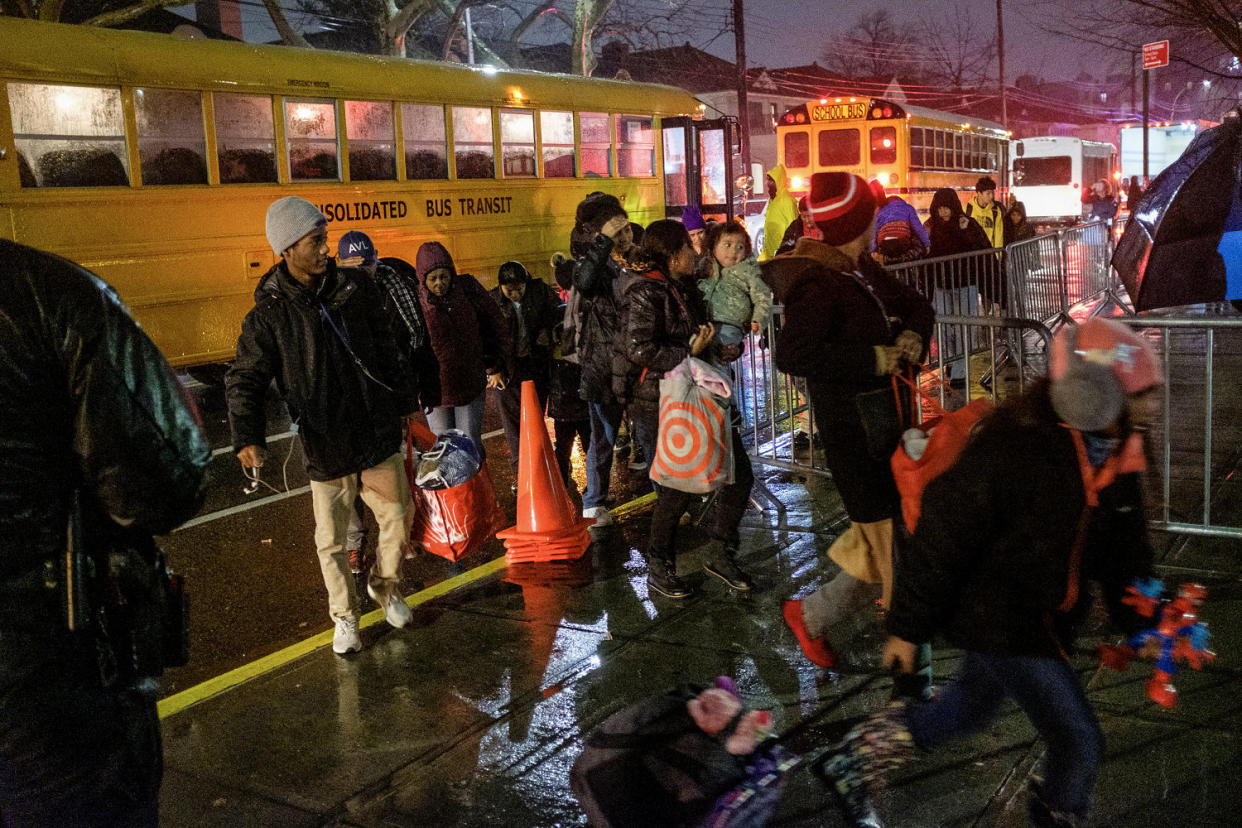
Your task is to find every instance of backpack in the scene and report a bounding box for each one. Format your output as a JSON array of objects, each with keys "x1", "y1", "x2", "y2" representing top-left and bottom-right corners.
[
  {"x1": 890, "y1": 376, "x2": 992, "y2": 532},
  {"x1": 877, "y1": 219, "x2": 926, "y2": 262}
]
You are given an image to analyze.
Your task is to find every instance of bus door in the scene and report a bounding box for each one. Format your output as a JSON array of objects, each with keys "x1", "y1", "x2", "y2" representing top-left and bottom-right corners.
[{"x1": 661, "y1": 116, "x2": 737, "y2": 220}]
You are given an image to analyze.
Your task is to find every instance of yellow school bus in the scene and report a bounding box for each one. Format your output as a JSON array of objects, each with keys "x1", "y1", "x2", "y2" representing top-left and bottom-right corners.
[
  {"x1": 0, "y1": 17, "x2": 700, "y2": 367},
  {"x1": 775, "y1": 97, "x2": 1010, "y2": 215}
]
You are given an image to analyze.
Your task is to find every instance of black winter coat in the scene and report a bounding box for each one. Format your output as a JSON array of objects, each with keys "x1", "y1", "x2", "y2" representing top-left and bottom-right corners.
[
  {"x1": 227, "y1": 261, "x2": 416, "y2": 482},
  {"x1": 0, "y1": 240, "x2": 208, "y2": 588},
  {"x1": 573, "y1": 233, "x2": 625, "y2": 404},
  {"x1": 612, "y1": 269, "x2": 707, "y2": 407},
  {"x1": 887, "y1": 383, "x2": 1155, "y2": 658},
  {"x1": 489, "y1": 278, "x2": 560, "y2": 364},
  {"x1": 773, "y1": 238, "x2": 934, "y2": 522}
]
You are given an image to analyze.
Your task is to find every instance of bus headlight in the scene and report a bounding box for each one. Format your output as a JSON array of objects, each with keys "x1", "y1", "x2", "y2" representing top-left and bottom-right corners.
[
  {"x1": 790, "y1": 176, "x2": 806, "y2": 189},
  {"x1": 876, "y1": 172, "x2": 890, "y2": 185}
]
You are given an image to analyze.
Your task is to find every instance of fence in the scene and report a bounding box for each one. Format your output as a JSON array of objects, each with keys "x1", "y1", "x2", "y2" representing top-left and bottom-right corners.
[
  {"x1": 735, "y1": 308, "x2": 1052, "y2": 480},
  {"x1": 1004, "y1": 220, "x2": 1120, "y2": 325},
  {"x1": 1116, "y1": 315, "x2": 1242, "y2": 540}
]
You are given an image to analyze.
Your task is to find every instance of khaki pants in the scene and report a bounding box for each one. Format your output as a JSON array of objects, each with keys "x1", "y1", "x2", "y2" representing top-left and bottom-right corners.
[{"x1": 309, "y1": 452, "x2": 410, "y2": 621}]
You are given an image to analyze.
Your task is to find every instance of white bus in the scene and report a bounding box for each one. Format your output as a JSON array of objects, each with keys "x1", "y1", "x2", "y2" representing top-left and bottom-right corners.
[{"x1": 1010, "y1": 136, "x2": 1116, "y2": 225}]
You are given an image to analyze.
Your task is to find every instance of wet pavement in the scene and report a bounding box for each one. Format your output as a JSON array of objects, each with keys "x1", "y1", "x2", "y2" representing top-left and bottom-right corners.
[{"x1": 156, "y1": 441, "x2": 1242, "y2": 827}]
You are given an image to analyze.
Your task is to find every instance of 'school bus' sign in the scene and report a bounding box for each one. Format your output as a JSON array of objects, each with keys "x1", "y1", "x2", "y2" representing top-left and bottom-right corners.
[{"x1": 811, "y1": 101, "x2": 868, "y2": 122}]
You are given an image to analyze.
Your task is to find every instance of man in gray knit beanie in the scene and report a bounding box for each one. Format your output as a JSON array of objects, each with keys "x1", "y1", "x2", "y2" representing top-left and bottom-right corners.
[{"x1": 227, "y1": 196, "x2": 420, "y2": 656}]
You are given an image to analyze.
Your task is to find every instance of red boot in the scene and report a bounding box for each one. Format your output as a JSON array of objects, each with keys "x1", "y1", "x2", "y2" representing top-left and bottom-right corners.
[
  {"x1": 783, "y1": 600, "x2": 837, "y2": 668},
  {"x1": 1146, "y1": 669, "x2": 1177, "y2": 708}
]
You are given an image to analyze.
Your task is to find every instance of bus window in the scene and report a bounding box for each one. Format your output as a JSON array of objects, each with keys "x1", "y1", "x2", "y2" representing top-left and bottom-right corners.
[
  {"x1": 910, "y1": 127, "x2": 925, "y2": 168},
  {"x1": 662, "y1": 125, "x2": 687, "y2": 206},
  {"x1": 1013, "y1": 156, "x2": 1071, "y2": 186},
  {"x1": 285, "y1": 99, "x2": 339, "y2": 181},
  {"x1": 540, "y1": 110, "x2": 574, "y2": 177},
  {"x1": 580, "y1": 112, "x2": 612, "y2": 177},
  {"x1": 452, "y1": 106, "x2": 494, "y2": 179},
  {"x1": 135, "y1": 88, "x2": 206, "y2": 186},
  {"x1": 783, "y1": 131, "x2": 809, "y2": 168},
  {"x1": 869, "y1": 126, "x2": 896, "y2": 165},
  {"x1": 699, "y1": 127, "x2": 726, "y2": 204},
  {"x1": 818, "y1": 128, "x2": 859, "y2": 166},
  {"x1": 345, "y1": 100, "x2": 395, "y2": 181},
  {"x1": 952, "y1": 133, "x2": 963, "y2": 170},
  {"x1": 401, "y1": 103, "x2": 447, "y2": 180},
  {"x1": 499, "y1": 109, "x2": 536, "y2": 177},
  {"x1": 617, "y1": 115, "x2": 654, "y2": 177},
  {"x1": 214, "y1": 93, "x2": 276, "y2": 184},
  {"x1": 933, "y1": 131, "x2": 944, "y2": 168},
  {"x1": 8, "y1": 82, "x2": 128, "y2": 187}
]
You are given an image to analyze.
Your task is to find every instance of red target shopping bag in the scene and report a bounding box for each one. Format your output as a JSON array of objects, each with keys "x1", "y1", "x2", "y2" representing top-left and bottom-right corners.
[
  {"x1": 650, "y1": 357, "x2": 734, "y2": 494},
  {"x1": 405, "y1": 420, "x2": 507, "y2": 562}
]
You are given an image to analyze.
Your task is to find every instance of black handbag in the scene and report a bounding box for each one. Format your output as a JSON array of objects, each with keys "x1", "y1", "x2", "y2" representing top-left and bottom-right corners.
[{"x1": 854, "y1": 377, "x2": 904, "y2": 460}]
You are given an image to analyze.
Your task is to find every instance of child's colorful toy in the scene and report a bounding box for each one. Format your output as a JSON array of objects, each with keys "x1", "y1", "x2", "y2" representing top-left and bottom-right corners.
[{"x1": 1097, "y1": 579, "x2": 1215, "y2": 707}]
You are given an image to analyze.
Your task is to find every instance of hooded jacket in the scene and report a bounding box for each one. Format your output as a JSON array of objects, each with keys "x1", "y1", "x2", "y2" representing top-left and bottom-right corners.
[
  {"x1": 1, "y1": 241, "x2": 209, "y2": 595},
  {"x1": 761, "y1": 164, "x2": 799, "y2": 261},
  {"x1": 1003, "y1": 200, "x2": 1036, "y2": 245},
  {"x1": 772, "y1": 237, "x2": 934, "y2": 521},
  {"x1": 227, "y1": 260, "x2": 416, "y2": 482},
  {"x1": 926, "y1": 188, "x2": 992, "y2": 257},
  {"x1": 489, "y1": 275, "x2": 560, "y2": 365},
  {"x1": 887, "y1": 381, "x2": 1154, "y2": 658},
  {"x1": 416, "y1": 246, "x2": 512, "y2": 408}
]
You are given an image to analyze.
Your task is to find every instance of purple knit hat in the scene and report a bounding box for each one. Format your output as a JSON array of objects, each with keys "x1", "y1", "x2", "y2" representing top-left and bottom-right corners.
[
  {"x1": 681, "y1": 205, "x2": 706, "y2": 232},
  {"x1": 415, "y1": 241, "x2": 456, "y2": 281}
]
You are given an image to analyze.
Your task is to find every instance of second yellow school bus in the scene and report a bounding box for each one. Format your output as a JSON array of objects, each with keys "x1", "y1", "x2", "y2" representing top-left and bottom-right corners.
[
  {"x1": 775, "y1": 96, "x2": 1010, "y2": 215},
  {"x1": 0, "y1": 17, "x2": 700, "y2": 367}
]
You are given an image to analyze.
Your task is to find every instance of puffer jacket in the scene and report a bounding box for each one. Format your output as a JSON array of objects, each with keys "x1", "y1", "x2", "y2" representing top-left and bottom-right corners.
[
  {"x1": 0, "y1": 240, "x2": 208, "y2": 587},
  {"x1": 419, "y1": 272, "x2": 511, "y2": 408},
  {"x1": 227, "y1": 260, "x2": 416, "y2": 482},
  {"x1": 888, "y1": 381, "x2": 1155, "y2": 658},
  {"x1": 612, "y1": 268, "x2": 707, "y2": 406},
  {"x1": 573, "y1": 232, "x2": 625, "y2": 404},
  {"x1": 698, "y1": 257, "x2": 773, "y2": 331}
]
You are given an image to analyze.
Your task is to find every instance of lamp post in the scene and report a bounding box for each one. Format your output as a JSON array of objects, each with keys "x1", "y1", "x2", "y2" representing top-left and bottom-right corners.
[{"x1": 1171, "y1": 79, "x2": 1210, "y2": 119}]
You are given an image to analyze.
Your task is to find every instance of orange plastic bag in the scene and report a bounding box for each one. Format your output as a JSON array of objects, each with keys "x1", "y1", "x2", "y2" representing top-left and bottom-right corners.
[
  {"x1": 405, "y1": 421, "x2": 507, "y2": 562},
  {"x1": 891, "y1": 376, "x2": 992, "y2": 533}
]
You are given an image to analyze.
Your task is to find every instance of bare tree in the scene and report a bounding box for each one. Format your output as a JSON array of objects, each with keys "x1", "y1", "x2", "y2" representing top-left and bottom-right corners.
[
  {"x1": 2, "y1": 0, "x2": 192, "y2": 26},
  {"x1": 822, "y1": 10, "x2": 915, "y2": 79},
  {"x1": 922, "y1": 0, "x2": 998, "y2": 89}
]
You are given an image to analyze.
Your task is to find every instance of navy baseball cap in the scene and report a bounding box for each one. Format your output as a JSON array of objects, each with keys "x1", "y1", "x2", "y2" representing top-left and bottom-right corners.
[{"x1": 337, "y1": 230, "x2": 376, "y2": 263}]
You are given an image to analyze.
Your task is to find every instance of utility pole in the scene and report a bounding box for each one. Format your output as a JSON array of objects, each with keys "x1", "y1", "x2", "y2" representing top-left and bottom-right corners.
[
  {"x1": 733, "y1": 0, "x2": 751, "y2": 195},
  {"x1": 465, "y1": 6, "x2": 475, "y2": 65},
  {"x1": 1142, "y1": 63, "x2": 1150, "y2": 179},
  {"x1": 996, "y1": 0, "x2": 1006, "y2": 130}
]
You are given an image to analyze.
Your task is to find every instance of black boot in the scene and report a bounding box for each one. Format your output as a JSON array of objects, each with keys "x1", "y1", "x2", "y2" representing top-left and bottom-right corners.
[
  {"x1": 703, "y1": 541, "x2": 753, "y2": 591},
  {"x1": 647, "y1": 553, "x2": 692, "y2": 599},
  {"x1": 1029, "y1": 780, "x2": 1087, "y2": 827}
]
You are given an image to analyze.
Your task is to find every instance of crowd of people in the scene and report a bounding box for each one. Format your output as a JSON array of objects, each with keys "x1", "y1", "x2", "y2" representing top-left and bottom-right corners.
[{"x1": 1, "y1": 156, "x2": 1166, "y2": 826}]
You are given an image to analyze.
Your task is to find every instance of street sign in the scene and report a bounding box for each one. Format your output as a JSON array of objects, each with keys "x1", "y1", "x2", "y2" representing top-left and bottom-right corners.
[{"x1": 1143, "y1": 40, "x2": 1170, "y2": 70}]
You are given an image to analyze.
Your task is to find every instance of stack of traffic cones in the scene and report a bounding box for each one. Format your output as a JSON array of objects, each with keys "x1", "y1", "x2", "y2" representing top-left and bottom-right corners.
[{"x1": 497, "y1": 381, "x2": 595, "y2": 563}]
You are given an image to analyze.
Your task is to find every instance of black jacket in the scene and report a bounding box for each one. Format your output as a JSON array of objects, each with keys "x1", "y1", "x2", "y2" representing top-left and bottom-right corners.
[
  {"x1": 226, "y1": 261, "x2": 416, "y2": 482},
  {"x1": 489, "y1": 277, "x2": 560, "y2": 364},
  {"x1": 773, "y1": 238, "x2": 934, "y2": 521},
  {"x1": 0, "y1": 240, "x2": 208, "y2": 584},
  {"x1": 887, "y1": 382, "x2": 1155, "y2": 657},
  {"x1": 612, "y1": 268, "x2": 707, "y2": 407},
  {"x1": 573, "y1": 233, "x2": 625, "y2": 404}
]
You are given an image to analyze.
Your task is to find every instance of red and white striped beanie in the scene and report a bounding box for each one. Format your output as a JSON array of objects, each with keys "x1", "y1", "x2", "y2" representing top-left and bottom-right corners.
[{"x1": 807, "y1": 172, "x2": 877, "y2": 245}]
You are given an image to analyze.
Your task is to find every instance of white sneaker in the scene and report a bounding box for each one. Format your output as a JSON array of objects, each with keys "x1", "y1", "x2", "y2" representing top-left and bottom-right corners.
[
  {"x1": 367, "y1": 582, "x2": 412, "y2": 629},
  {"x1": 333, "y1": 617, "x2": 362, "y2": 654},
  {"x1": 583, "y1": 506, "x2": 613, "y2": 527}
]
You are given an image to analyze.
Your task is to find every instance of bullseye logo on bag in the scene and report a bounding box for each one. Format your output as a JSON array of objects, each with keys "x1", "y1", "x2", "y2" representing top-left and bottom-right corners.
[{"x1": 653, "y1": 397, "x2": 729, "y2": 485}]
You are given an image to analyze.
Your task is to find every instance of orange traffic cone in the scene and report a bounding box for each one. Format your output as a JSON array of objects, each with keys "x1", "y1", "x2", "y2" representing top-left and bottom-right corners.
[{"x1": 497, "y1": 380, "x2": 594, "y2": 562}]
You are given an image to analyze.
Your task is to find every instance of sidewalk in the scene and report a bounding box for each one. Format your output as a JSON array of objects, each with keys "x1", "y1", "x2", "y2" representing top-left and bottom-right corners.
[{"x1": 158, "y1": 465, "x2": 1240, "y2": 827}]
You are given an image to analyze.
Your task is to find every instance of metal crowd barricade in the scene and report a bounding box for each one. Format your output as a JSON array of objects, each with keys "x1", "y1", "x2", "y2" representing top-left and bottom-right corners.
[
  {"x1": 1116, "y1": 315, "x2": 1242, "y2": 540},
  {"x1": 735, "y1": 306, "x2": 1052, "y2": 479},
  {"x1": 1005, "y1": 220, "x2": 1118, "y2": 327}
]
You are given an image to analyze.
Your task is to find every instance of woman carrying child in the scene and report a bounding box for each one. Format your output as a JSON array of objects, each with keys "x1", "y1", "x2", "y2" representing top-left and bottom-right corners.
[{"x1": 697, "y1": 220, "x2": 774, "y2": 349}]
